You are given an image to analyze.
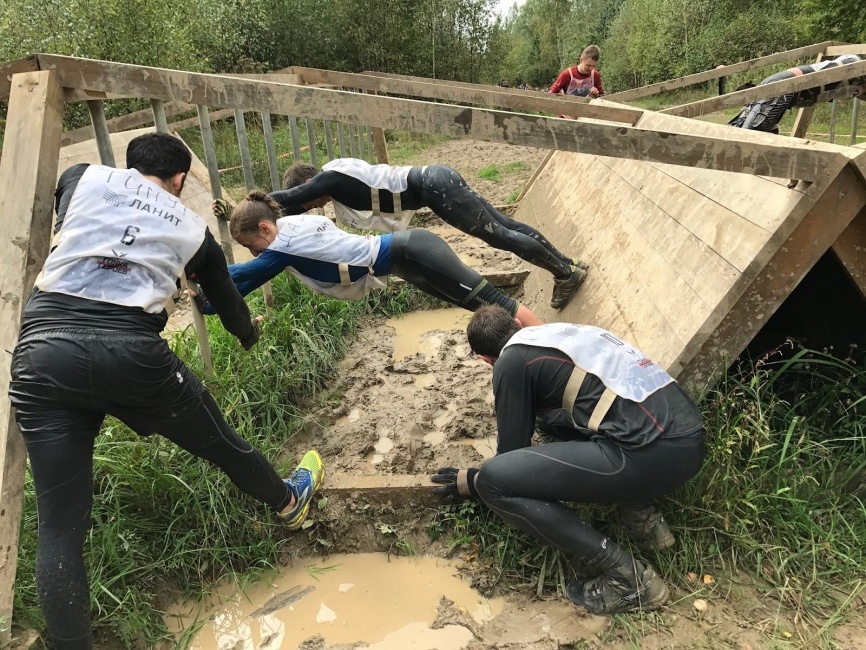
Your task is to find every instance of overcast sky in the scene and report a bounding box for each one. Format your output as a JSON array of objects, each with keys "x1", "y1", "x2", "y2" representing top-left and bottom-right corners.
[{"x1": 493, "y1": 0, "x2": 526, "y2": 17}]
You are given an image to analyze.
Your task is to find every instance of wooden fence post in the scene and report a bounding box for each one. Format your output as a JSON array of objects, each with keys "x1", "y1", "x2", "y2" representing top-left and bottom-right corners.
[
  {"x1": 0, "y1": 70, "x2": 64, "y2": 643},
  {"x1": 87, "y1": 100, "x2": 116, "y2": 166}
]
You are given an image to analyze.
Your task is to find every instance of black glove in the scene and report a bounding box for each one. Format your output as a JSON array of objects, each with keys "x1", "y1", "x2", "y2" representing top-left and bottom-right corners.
[
  {"x1": 213, "y1": 198, "x2": 232, "y2": 223},
  {"x1": 240, "y1": 318, "x2": 261, "y2": 351},
  {"x1": 431, "y1": 467, "x2": 479, "y2": 503},
  {"x1": 190, "y1": 284, "x2": 210, "y2": 314}
]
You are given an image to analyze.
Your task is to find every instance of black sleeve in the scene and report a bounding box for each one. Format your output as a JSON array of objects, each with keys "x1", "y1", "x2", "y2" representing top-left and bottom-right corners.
[
  {"x1": 269, "y1": 171, "x2": 373, "y2": 214},
  {"x1": 492, "y1": 351, "x2": 538, "y2": 454},
  {"x1": 54, "y1": 163, "x2": 90, "y2": 235},
  {"x1": 186, "y1": 231, "x2": 257, "y2": 347}
]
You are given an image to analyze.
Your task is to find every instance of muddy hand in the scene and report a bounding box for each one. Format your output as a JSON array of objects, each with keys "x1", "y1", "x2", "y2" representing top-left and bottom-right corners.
[
  {"x1": 240, "y1": 315, "x2": 264, "y2": 351},
  {"x1": 212, "y1": 198, "x2": 232, "y2": 222}
]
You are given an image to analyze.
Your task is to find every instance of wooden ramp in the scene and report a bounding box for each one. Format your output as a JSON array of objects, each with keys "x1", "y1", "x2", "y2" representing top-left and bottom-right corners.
[{"x1": 515, "y1": 103, "x2": 866, "y2": 393}]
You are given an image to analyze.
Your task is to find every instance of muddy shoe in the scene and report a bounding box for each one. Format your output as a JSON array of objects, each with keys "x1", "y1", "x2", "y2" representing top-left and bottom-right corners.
[
  {"x1": 567, "y1": 563, "x2": 668, "y2": 615},
  {"x1": 280, "y1": 450, "x2": 325, "y2": 530},
  {"x1": 550, "y1": 266, "x2": 588, "y2": 309},
  {"x1": 618, "y1": 504, "x2": 675, "y2": 551},
  {"x1": 572, "y1": 258, "x2": 590, "y2": 272}
]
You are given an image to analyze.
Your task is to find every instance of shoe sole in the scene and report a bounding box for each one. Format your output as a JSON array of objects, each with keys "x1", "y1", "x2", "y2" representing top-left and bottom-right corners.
[{"x1": 566, "y1": 569, "x2": 669, "y2": 615}]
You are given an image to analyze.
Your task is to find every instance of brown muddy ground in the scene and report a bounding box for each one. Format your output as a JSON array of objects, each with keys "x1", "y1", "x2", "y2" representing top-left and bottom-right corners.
[{"x1": 152, "y1": 140, "x2": 866, "y2": 650}]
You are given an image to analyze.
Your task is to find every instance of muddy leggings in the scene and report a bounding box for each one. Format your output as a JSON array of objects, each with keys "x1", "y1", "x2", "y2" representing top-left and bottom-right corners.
[
  {"x1": 474, "y1": 433, "x2": 705, "y2": 569},
  {"x1": 729, "y1": 70, "x2": 799, "y2": 132},
  {"x1": 411, "y1": 165, "x2": 573, "y2": 278},
  {"x1": 9, "y1": 329, "x2": 292, "y2": 650},
  {"x1": 390, "y1": 229, "x2": 518, "y2": 315}
]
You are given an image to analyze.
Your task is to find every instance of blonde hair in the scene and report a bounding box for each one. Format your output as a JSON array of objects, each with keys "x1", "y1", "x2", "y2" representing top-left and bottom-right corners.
[
  {"x1": 230, "y1": 190, "x2": 282, "y2": 238},
  {"x1": 581, "y1": 44, "x2": 600, "y2": 61}
]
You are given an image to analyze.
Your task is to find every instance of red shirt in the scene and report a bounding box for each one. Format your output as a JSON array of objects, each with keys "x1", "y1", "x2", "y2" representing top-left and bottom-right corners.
[{"x1": 549, "y1": 66, "x2": 604, "y2": 96}]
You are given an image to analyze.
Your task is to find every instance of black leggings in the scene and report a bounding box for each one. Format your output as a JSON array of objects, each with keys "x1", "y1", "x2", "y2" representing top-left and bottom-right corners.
[
  {"x1": 9, "y1": 329, "x2": 290, "y2": 650},
  {"x1": 729, "y1": 70, "x2": 798, "y2": 132},
  {"x1": 474, "y1": 434, "x2": 705, "y2": 567},
  {"x1": 390, "y1": 229, "x2": 518, "y2": 315},
  {"x1": 413, "y1": 165, "x2": 573, "y2": 278}
]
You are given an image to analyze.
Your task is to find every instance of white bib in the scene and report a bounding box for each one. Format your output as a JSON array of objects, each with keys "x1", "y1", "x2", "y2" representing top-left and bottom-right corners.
[
  {"x1": 323, "y1": 158, "x2": 415, "y2": 232},
  {"x1": 37, "y1": 165, "x2": 207, "y2": 313},
  {"x1": 271, "y1": 215, "x2": 386, "y2": 300},
  {"x1": 504, "y1": 323, "x2": 674, "y2": 402}
]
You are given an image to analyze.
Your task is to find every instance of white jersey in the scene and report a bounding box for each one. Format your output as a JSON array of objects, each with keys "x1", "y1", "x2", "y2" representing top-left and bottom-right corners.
[
  {"x1": 813, "y1": 54, "x2": 861, "y2": 71},
  {"x1": 36, "y1": 165, "x2": 207, "y2": 314},
  {"x1": 271, "y1": 214, "x2": 386, "y2": 299},
  {"x1": 504, "y1": 323, "x2": 674, "y2": 402},
  {"x1": 323, "y1": 158, "x2": 415, "y2": 232}
]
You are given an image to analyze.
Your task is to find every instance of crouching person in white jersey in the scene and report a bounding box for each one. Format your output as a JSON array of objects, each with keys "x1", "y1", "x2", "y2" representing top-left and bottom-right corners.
[
  {"x1": 271, "y1": 159, "x2": 588, "y2": 310},
  {"x1": 431, "y1": 306, "x2": 705, "y2": 615},
  {"x1": 9, "y1": 134, "x2": 324, "y2": 650},
  {"x1": 197, "y1": 191, "x2": 543, "y2": 326}
]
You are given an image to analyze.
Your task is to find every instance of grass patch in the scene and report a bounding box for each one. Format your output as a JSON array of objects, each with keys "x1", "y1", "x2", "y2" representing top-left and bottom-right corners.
[
  {"x1": 11, "y1": 274, "x2": 440, "y2": 646},
  {"x1": 477, "y1": 161, "x2": 531, "y2": 183},
  {"x1": 384, "y1": 130, "x2": 450, "y2": 165},
  {"x1": 505, "y1": 189, "x2": 521, "y2": 204},
  {"x1": 436, "y1": 346, "x2": 866, "y2": 643}
]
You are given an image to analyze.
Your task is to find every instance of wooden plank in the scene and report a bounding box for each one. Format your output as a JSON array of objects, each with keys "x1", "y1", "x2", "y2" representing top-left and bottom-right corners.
[
  {"x1": 677, "y1": 165, "x2": 866, "y2": 391},
  {"x1": 87, "y1": 100, "x2": 116, "y2": 166},
  {"x1": 61, "y1": 100, "x2": 191, "y2": 146},
  {"x1": 183, "y1": 277, "x2": 214, "y2": 377},
  {"x1": 295, "y1": 66, "x2": 641, "y2": 124},
  {"x1": 852, "y1": 98, "x2": 861, "y2": 145},
  {"x1": 151, "y1": 98, "x2": 169, "y2": 133},
  {"x1": 234, "y1": 109, "x2": 256, "y2": 190},
  {"x1": 516, "y1": 149, "x2": 554, "y2": 203},
  {"x1": 607, "y1": 42, "x2": 837, "y2": 102},
  {"x1": 337, "y1": 122, "x2": 347, "y2": 157},
  {"x1": 832, "y1": 207, "x2": 866, "y2": 298},
  {"x1": 830, "y1": 99, "x2": 839, "y2": 142},
  {"x1": 789, "y1": 54, "x2": 826, "y2": 139},
  {"x1": 197, "y1": 105, "x2": 234, "y2": 266},
  {"x1": 305, "y1": 117, "x2": 318, "y2": 168},
  {"x1": 826, "y1": 44, "x2": 866, "y2": 57},
  {"x1": 0, "y1": 70, "x2": 64, "y2": 643},
  {"x1": 36, "y1": 55, "x2": 847, "y2": 181},
  {"x1": 0, "y1": 55, "x2": 40, "y2": 102},
  {"x1": 322, "y1": 473, "x2": 435, "y2": 501},
  {"x1": 662, "y1": 59, "x2": 866, "y2": 118},
  {"x1": 289, "y1": 116, "x2": 302, "y2": 162},
  {"x1": 262, "y1": 112, "x2": 281, "y2": 191},
  {"x1": 323, "y1": 120, "x2": 335, "y2": 161}
]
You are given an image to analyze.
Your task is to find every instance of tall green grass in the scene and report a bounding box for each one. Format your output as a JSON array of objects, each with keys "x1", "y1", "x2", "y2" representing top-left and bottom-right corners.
[
  {"x1": 436, "y1": 347, "x2": 866, "y2": 643},
  {"x1": 11, "y1": 275, "x2": 432, "y2": 646}
]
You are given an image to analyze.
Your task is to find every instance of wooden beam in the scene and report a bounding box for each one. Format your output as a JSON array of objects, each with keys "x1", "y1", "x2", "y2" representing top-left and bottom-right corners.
[
  {"x1": 0, "y1": 55, "x2": 40, "y2": 102},
  {"x1": 677, "y1": 165, "x2": 866, "y2": 392},
  {"x1": 0, "y1": 70, "x2": 65, "y2": 643},
  {"x1": 36, "y1": 55, "x2": 845, "y2": 180},
  {"x1": 661, "y1": 59, "x2": 866, "y2": 118},
  {"x1": 789, "y1": 54, "x2": 826, "y2": 139},
  {"x1": 60, "y1": 100, "x2": 192, "y2": 147},
  {"x1": 291, "y1": 66, "x2": 641, "y2": 124},
  {"x1": 832, "y1": 206, "x2": 866, "y2": 299},
  {"x1": 516, "y1": 150, "x2": 554, "y2": 203},
  {"x1": 825, "y1": 44, "x2": 866, "y2": 57},
  {"x1": 607, "y1": 42, "x2": 837, "y2": 102}
]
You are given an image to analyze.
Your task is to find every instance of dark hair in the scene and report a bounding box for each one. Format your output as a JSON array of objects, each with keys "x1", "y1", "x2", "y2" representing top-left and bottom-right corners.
[
  {"x1": 230, "y1": 190, "x2": 282, "y2": 238},
  {"x1": 283, "y1": 162, "x2": 319, "y2": 190},
  {"x1": 467, "y1": 305, "x2": 521, "y2": 358},
  {"x1": 126, "y1": 133, "x2": 192, "y2": 180}
]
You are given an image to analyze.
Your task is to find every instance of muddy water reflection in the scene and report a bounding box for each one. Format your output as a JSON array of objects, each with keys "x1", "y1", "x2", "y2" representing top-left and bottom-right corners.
[
  {"x1": 167, "y1": 553, "x2": 502, "y2": 650},
  {"x1": 386, "y1": 308, "x2": 470, "y2": 361}
]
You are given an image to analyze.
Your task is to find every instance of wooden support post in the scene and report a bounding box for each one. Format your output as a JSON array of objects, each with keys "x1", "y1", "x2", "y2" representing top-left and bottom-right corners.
[
  {"x1": 305, "y1": 117, "x2": 318, "y2": 168},
  {"x1": 289, "y1": 116, "x2": 302, "y2": 162},
  {"x1": 358, "y1": 125, "x2": 367, "y2": 160},
  {"x1": 183, "y1": 277, "x2": 214, "y2": 377},
  {"x1": 197, "y1": 105, "x2": 233, "y2": 265},
  {"x1": 829, "y1": 99, "x2": 839, "y2": 143},
  {"x1": 87, "y1": 100, "x2": 116, "y2": 167},
  {"x1": 0, "y1": 70, "x2": 64, "y2": 643},
  {"x1": 337, "y1": 123, "x2": 347, "y2": 157},
  {"x1": 323, "y1": 120, "x2": 335, "y2": 161},
  {"x1": 718, "y1": 76, "x2": 726, "y2": 96},
  {"x1": 789, "y1": 54, "x2": 825, "y2": 139},
  {"x1": 365, "y1": 127, "x2": 375, "y2": 163},
  {"x1": 348, "y1": 124, "x2": 358, "y2": 158},
  {"x1": 851, "y1": 98, "x2": 861, "y2": 146},
  {"x1": 151, "y1": 98, "x2": 169, "y2": 133},
  {"x1": 371, "y1": 126, "x2": 388, "y2": 164},
  {"x1": 262, "y1": 112, "x2": 281, "y2": 192},
  {"x1": 234, "y1": 109, "x2": 256, "y2": 191}
]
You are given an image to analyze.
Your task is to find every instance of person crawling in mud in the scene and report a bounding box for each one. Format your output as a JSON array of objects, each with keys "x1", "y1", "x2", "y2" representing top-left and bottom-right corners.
[
  {"x1": 269, "y1": 158, "x2": 588, "y2": 310},
  {"x1": 729, "y1": 54, "x2": 861, "y2": 133},
  {"x1": 431, "y1": 305, "x2": 705, "y2": 615},
  {"x1": 194, "y1": 190, "x2": 544, "y2": 326},
  {"x1": 8, "y1": 133, "x2": 324, "y2": 650}
]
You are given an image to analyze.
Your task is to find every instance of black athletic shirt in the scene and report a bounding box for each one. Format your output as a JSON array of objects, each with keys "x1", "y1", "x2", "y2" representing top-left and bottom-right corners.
[
  {"x1": 492, "y1": 344, "x2": 703, "y2": 453},
  {"x1": 20, "y1": 163, "x2": 256, "y2": 345},
  {"x1": 270, "y1": 168, "x2": 425, "y2": 215}
]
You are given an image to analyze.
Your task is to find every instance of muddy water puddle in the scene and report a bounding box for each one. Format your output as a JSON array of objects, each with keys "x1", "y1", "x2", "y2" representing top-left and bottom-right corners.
[
  {"x1": 166, "y1": 553, "x2": 503, "y2": 649},
  {"x1": 386, "y1": 308, "x2": 471, "y2": 361}
]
